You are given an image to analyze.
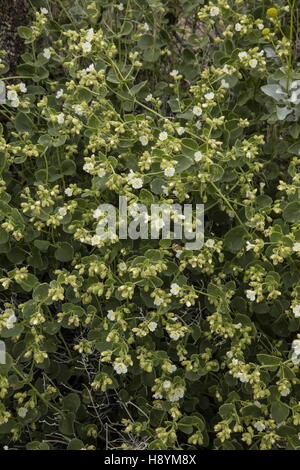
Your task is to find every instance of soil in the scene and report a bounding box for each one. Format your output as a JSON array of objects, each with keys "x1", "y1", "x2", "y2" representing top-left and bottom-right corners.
[{"x1": 0, "y1": 0, "x2": 29, "y2": 74}]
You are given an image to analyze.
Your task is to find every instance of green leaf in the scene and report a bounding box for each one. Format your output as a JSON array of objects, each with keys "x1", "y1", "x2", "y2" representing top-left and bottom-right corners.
[
  {"x1": 54, "y1": 243, "x2": 74, "y2": 262},
  {"x1": 15, "y1": 112, "x2": 35, "y2": 134},
  {"x1": 271, "y1": 401, "x2": 290, "y2": 424},
  {"x1": 283, "y1": 202, "x2": 300, "y2": 223}
]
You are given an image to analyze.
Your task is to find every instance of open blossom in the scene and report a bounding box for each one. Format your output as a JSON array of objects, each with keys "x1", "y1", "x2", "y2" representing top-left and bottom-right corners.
[
  {"x1": 98, "y1": 168, "x2": 106, "y2": 177},
  {"x1": 235, "y1": 23, "x2": 242, "y2": 32},
  {"x1": 19, "y1": 82, "x2": 27, "y2": 93},
  {"x1": 43, "y1": 48, "x2": 51, "y2": 59},
  {"x1": 56, "y1": 89, "x2": 64, "y2": 99},
  {"x1": 7, "y1": 90, "x2": 18, "y2": 101},
  {"x1": 57, "y1": 113, "x2": 65, "y2": 124},
  {"x1": 82, "y1": 42, "x2": 92, "y2": 53},
  {"x1": 164, "y1": 166, "x2": 175, "y2": 177},
  {"x1": 205, "y1": 239, "x2": 215, "y2": 248},
  {"x1": 145, "y1": 93, "x2": 153, "y2": 102},
  {"x1": 204, "y1": 92, "x2": 214, "y2": 100},
  {"x1": 148, "y1": 321, "x2": 157, "y2": 332},
  {"x1": 292, "y1": 305, "x2": 300, "y2": 318},
  {"x1": 18, "y1": 407, "x2": 28, "y2": 418},
  {"x1": 65, "y1": 187, "x2": 73, "y2": 196},
  {"x1": 139, "y1": 135, "x2": 148, "y2": 146},
  {"x1": 114, "y1": 362, "x2": 127, "y2": 374},
  {"x1": 107, "y1": 310, "x2": 116, "y2": 321},
  {"x1": 170, "y1": 283, "x2": 180, "y2": 295},
  {"x1": 40, "y1": 7, "x2": 48, "y2": 14},
  {"x1": 73, "y1": 104, "x2": 84, "y2": 116},
  {"x1": 86, "y1": 28, "x2": 94, "y2": 42},
  {"x1": 169, "y1": 387, "x2": 185, "y2": 402},
  {"x1": 6, "y1": 313, "x2": 17, "y2": 329},
  {"x1": 253, "y1": 421, "x2": 266, "y2": 432},
  {"x1": 58, "y1": 207, "x2": 67, "y2": 217},
  {"x1": 176, "y1": 126, "x2": 185, "y2": 135},
  {"x1": 210, "y1": 6, "x2": 220, "y2": 17},
  {"x1": 170, "y1": 69, "x2": 179, "y2": 78},
  {"x1": 238, "y1": 51, "x2": 248, "y2": 60},
  {"x1": 246, "y1": 289, "x2": 256, "y2": 301},
  {"x1": 192, "y1": 105, "x2": 202, "y2": 116},
  {"x1": 249, "y1": 59, "x2": 258, "y2": 69},
  {"x1": 194, "y1": 151, "x2": 202, "y2": 162},
  {"x1": 129, "y1": 177, "x2": 143, "y2": 189},
  {"x1": 293, "y1": 242, "x2": 300, "y2": 253},
  {"x1": 159, "y1": 131, "x2": 168, "y2": 141}
]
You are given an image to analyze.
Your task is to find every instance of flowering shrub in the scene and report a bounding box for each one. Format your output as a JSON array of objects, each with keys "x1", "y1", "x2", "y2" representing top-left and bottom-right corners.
[{"x1": 0, "y1": 0, "x2": 300, "y2": 451}]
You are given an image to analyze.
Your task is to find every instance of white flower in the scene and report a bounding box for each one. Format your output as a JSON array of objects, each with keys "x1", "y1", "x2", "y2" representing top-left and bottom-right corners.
[
  {"x1": 195, "y1": 120, "x2": 202, "y2": 129},
  {"x1": 292, "y1": 339, "x2": 300, "y2": 356},
  {"x1": 118, "y1": 262, "x2": 127, "y2": 273},
  {"x1": 82, "y1": 42, "x2": 92, "y2": 54},
  {"x1": 58, "y1": 207, "x2": 67, "y2": 217},
  {"x1": 221, "y1": 79, "x2": 230, "y2": 88},
  {"x1": 91, "y1": 235, "x2": 102, "y2": 246},
  {"x1": 293, "y1": 305, "x2": 300, "y2": 318},
  {"x1": 130, "y1": 177, "x2": 143, "y2": 189},
  {"x1": 235, "y1": 372, "x2": 249, "y2": 383},
  {"x1": 194, "y1": 151, "x2": 202, "y2": 162},
  {"x1": 73, "y1": 104, "x2": 84, "y2": 116},
  {"x1": 93, "y1": 208, "x2": 103, "y2": 219},
  {"x1": 145, "y1": 93, "x2": 153, "y2": 102},
  {"x1": 205, "y1": 92, "x2": 214, "y2": 100},
  {"x1": 148, "y1": 321, "x2": 157, "y2": 332},
  {"x1": 107, "y1": 310, "x2": 116, "y2": 321},
  {"x1": 192, "y1": 105, "x2": 202, "y2": 116},
  {"x1": 169, "y1": 387, "x2": 185, "y2": 402},
  {"x1": 205, "y1": 238, "x2": 215, "y2": 248},
  {"x1": 249, "y1": 59, "x2": 258, "y2": 69},
  {"x1": 153, "y1": 392, "x2": 163, "y2": 399},
  {"x1": 10, "y1": 99, "x2": 20, "y2": 108},
  {"x1": 56, "y1": 88, "x2": 64, "y2": 99},
  {"x1": 293, "y1": 242, "x2": 300, "y2": 253},
  {"x1": 210, "y1": 6, "x2": 220, "y2": 17},
  {"x1": 253, "y1": 421, "x2": 266, "y2": 432},
  {"x1": 246, "y1": 289, "x2": 256, "y2": 301},
  {"x1": 159, "y1": 131, "x2": 168, "y2": 141},
  {"x1": 176, "y1": 126, "x2": 185, "y2": 135},
  {"x1": 238, "y1": 51, "x2": 248, "y2": 60},
  {"x1": 162, "y1": 380, "x2": 172, "y2": 389},
  {"x1": 43, "y1": 48, "x2": 51, "y2": 59},
  {"x1": 169, "y1": 365, "x2": 177, "y2": 373},
  {"x1": 170, "y1": 69, "x2": 179, "y2": 78},
  {"x1": 117, "y1": 3, "x2": 124, "y2": 11},
  {"x1": 154, "y1": 297, "x2": 164, "y2": 306},
  {"x1": 258, "y1": 23, "x2": 264, "y2": 30},
  {"x1": 65, "y1": 187, "x2": 73, "y2": 196},
  {"x1": 96, "y1": 168, "x2": 105, "y2": 177},
  {"x1": 246, "y1": 241, "x2": 254, "y2": 251},
  {"x1": 235, "y1": 23, "x2": 242, "y2": 32},
  {"x1": 114, "y1": 362, "x2": 128, "y2": 374},
  {"x1": 19, "y1": 82, "x2": 27, "y2": 93},
  {"x1": 139, "y1": 135, "x2": 148, "y2": 146},
  {"x1": 6, "y1": 313, "x2": 17, "y2": 330},
  {"x1": 169, "y1": 331, "x2": 180, "y2": 341},
  {"x1": 164, "y1": 166, "x2": 175, "y2": 177},
  {"x1": 143, "y1": 23, "x2": 150, "y2": 32},
  {"x1": 280, "y1": 389, "x2": 290, "y2": 397},
  {"x1": 40, "y1": 7, "x2": 48, "y2": 14},
  {"x1": 7, "y1": 90, "x2": 18, "y2": 101},
  {"x1": 57, "y1": 113, "x2": 65, "y2": 124},
  {"x1": 18, "y1": 407, "x2": 28, "y2": 418},
  {"x1": 86, "y1": 28, "x2": 94, "y2": 42},
  {"x1": 170, "y1": 283, "x2": 180, "y2": 295}
]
